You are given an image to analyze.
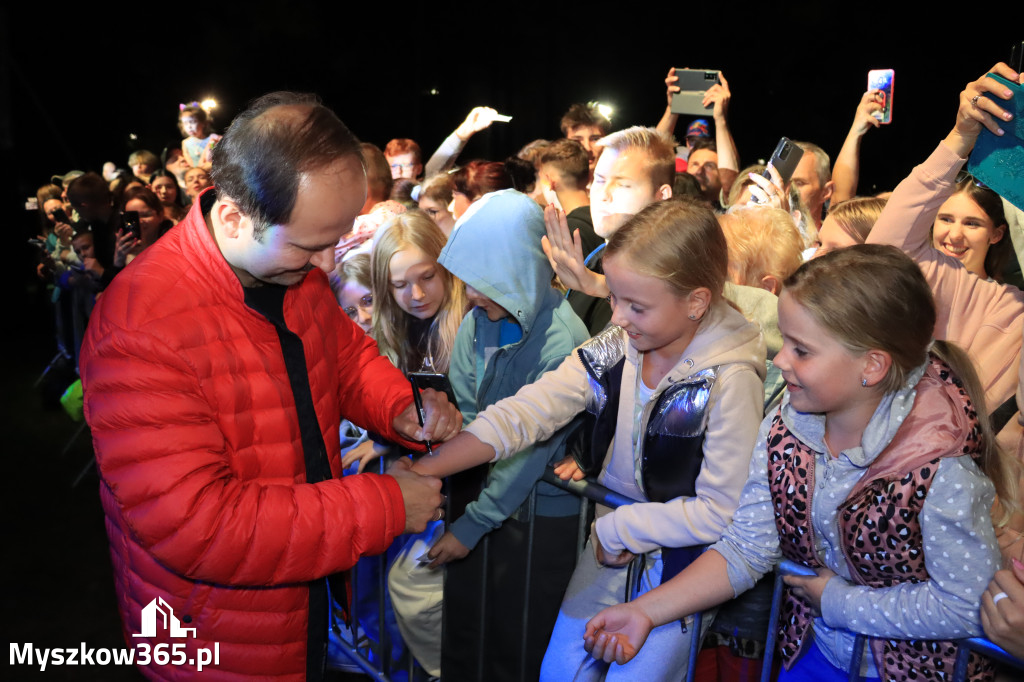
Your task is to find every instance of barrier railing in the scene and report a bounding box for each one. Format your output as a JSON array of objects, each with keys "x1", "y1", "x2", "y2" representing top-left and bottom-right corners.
[
  {"x1": 331, "y1": 467, "x2": 1024, "y2": 682},
  {"x1": 763, "y1": 559, "x2": 1024, "y2": 682}
]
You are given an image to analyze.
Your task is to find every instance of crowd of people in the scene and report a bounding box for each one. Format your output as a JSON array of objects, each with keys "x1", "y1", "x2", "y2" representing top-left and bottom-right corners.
[{"x1": 28, "y1": 60, "x2": 1024, "y2": 682}]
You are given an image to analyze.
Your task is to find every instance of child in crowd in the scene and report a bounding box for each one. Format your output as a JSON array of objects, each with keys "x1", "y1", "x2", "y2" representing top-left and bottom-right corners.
[
  {"x1": 417, "y1": 173, "x2": 456, "y2": 236},
  {"x1": 353, "y1": 211, "x2": 467, "y2": 677},
  {"x1": 425, "y1": 189, "x2": 590, "y2": 681},
  {"x1": 178, "y1": 103, "x2": 221, "y2": 169},
  {"x1": 331, "y1": 254, "x2": 374, "y2": 335},
  {"x1": 414, "y1": 199, "x2": 767, "y2": 681},
  {"x1": 148, "y1": 169, "x2": 187, "y2": 224},
  {"x1": 370, "y1": 211, "x2": 466, "y2": 376},
  {"x1": 584, "y1": 244, "x2": 1012, "y2": 682},
  {"x1": 183, "y1": 166, "x2": 212, "y2": 204},
  {"x1": 811, "y1": 197, "x2": 887, "y2": 258}
]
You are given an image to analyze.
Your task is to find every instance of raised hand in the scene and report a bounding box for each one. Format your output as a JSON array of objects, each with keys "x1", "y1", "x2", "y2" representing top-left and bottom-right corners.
[
  {"x1": 703, "y1": 72, "x2": 731, "y2": 122},
  {"x1": 946, "y1": 63, "x2": 1021, "y2": 157}
]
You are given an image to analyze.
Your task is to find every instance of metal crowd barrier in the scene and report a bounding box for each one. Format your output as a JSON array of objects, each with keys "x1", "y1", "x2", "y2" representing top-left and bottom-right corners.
[
  {"x1": 331, "y1": 467, "x2": 1024, "y2": 682},
  {"x1": 762, "y1": 559, "x2": 1024, "y2": 682}
]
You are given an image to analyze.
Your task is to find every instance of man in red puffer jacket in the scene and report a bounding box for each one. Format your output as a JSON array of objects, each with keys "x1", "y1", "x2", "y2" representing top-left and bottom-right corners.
[{"x1": 80, "y1": 92, "x2": 459, "y2": 682}]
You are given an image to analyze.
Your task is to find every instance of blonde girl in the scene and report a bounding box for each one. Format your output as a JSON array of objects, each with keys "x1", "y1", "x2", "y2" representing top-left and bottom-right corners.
[
  {"x1": 413, "y1": 199, "x2": 767, "y2": 681},
  {"x1": 370, "y1": 210, "x2": 466, "y2": 375},
  {"x1": 585, "y1": 244, "x2": 1014, "y2": 682}
]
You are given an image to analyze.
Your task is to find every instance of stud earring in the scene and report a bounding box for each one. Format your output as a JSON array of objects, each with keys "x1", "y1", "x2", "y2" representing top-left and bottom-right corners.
[
  {"x1": 688, "y1": 314, "x2": 697, "y2": 320},
  {"x1": 861, "y1": 378, "x2": 868, "y2": 387}
]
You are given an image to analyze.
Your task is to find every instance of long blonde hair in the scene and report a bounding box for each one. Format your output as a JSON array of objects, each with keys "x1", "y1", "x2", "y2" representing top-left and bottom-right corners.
[
  {"x1": 785, "y1": 244, "x2": 1017, "y2": 522},
  {"x1": 370, "y1": 210, "x2": 466, "y2": 374}
]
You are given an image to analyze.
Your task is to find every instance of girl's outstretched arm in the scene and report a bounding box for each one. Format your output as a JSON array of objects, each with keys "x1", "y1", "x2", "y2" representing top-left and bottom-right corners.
[
  {"x1": 584, "y1": 548, "x2": 735, "y2": 664},
  {"x1": 411, "y1": 430, "x2": 495, "y2": 478}
]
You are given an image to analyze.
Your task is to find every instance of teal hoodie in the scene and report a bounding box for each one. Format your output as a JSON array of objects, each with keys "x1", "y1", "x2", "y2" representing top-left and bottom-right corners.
[{"x1": 438, "y1": 189, "x2": 590, "y2": 549}]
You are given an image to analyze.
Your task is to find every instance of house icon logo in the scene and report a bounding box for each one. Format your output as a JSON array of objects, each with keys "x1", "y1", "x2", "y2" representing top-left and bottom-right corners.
[{"x1": 132, "y1": 597, "x2": 197, "y2": 639}]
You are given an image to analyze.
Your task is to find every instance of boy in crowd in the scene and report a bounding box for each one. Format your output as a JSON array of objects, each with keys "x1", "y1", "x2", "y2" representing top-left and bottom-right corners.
[
  {"x1": 544, "y1": 126, "x2": 675, "y2": 335},
  {"x1": 536, "y1": 139, "x2": 603, "y2": 259},
  {"x1": 560, "y1": 102, "x2": 612, "y2": 177},
  {"x1": 384, "y1": 138, "x2": 424, "y2": 181}
]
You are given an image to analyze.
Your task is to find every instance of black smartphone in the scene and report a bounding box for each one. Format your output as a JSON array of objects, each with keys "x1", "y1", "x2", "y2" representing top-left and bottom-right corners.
[
  {"x1": 123, "y1": 210, "x2": 141, "y2": 239},
  {"x1": 763, "y1": 137, "x2": 802, "y2": 185},
  {"x1": 1010, "y1": 40, "x2": 1024, "y2": 73},
  {"x1": 670, "y1": 68, "x2": 721, "y2": 116},
  {"x1": 51, "y1": 207, "x2": 70, "y2": 224},
  {"x1": 408, "y1": 372, "x2": 459, "y2": 411}
]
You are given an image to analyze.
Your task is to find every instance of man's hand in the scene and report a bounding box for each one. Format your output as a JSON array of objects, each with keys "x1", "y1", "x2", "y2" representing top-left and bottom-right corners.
[
  {"x1": 426, "y1": 530, "x2": 470, "y2": 569},
  {"x1": 584, "y1": 603, "x2": 651, "y2": 664},
  {"x1": 553, "y1": 454, "x2": 586, "y2": 481},
  {"x1": 703, "y1": 72, "x2": 731, "y2": 122},
  {"x1": 455, "y1": 107, "x2": 500, "y2": 142},
  {"x1": 664, "y1": 67, "x2": 680, "y2": 107},
  {"x1": 393, "y1": 388, "x2": 461, "y2": 445},
  {"x1": 783, "y1": 566, "x2": 837, "y2": 617},
  {"x1": 387, "y1": 457, "x2": 443, "y2": 533},
  {"x1": 540, "y1": 204, "x2": 608, "y2": 297},
  {"x1": 852, "y1": 89, "x2": 884, "y2": 136},
  {"x1": 592, "y1": 522, "x2": 634, "y2": 567}
]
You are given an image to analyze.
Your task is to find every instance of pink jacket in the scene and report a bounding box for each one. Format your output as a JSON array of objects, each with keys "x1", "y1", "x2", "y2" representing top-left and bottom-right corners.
[{"x1": 867, "y1": 142, "x2": 1024, "y2": 412}]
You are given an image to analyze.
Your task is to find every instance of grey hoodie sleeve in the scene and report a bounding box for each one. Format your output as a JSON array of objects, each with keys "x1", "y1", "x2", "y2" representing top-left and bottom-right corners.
[
  {"x1": 424, "y1": 132, "x2": 466, "y2": 178},
  {"x1": 820, "y1": 455, "x2": 999, "y2": 639}
]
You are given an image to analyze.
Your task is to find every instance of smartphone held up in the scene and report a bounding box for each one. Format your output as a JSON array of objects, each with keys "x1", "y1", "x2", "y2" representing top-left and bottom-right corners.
[{"x1": 867, "y1": 69, "x2": 894, "y2": 124}]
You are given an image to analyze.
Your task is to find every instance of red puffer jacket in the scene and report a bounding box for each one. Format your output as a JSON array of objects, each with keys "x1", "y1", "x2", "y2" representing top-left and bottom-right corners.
[{"x1": 81, "y1": 194, "x2": 413, "y2": 681}]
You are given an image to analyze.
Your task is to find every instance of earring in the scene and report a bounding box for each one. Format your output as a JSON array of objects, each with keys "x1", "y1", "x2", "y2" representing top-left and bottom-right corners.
[
  {"x1": 688, "y1": 314, "x2": 697, "y2": 320},
  {"x1": 861, "y1": 378, "x2": 868, "y2": 387}
]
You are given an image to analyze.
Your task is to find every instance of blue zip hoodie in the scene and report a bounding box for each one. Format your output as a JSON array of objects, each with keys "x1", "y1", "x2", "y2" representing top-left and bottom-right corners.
[{"x1": 438, "y1": 189, "x2": 591, "y2": 549}]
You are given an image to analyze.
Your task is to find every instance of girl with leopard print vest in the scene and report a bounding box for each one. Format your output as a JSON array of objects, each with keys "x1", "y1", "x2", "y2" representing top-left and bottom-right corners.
[{"x1": 584, "y1": 244, "x2": 1017, "y2": 682}]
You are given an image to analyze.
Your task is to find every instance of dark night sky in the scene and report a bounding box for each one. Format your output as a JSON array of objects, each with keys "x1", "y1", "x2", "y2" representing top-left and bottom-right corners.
[{"x1": 3, "y1": 4, "x2": 1021, "y2": 306}]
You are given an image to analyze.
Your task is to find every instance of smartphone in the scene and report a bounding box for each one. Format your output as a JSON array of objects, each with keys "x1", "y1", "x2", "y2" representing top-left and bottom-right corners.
[
  {"x1": 51, "y1": 207, "x2": 70, "y2": 224},
  {"x1": 1010, "y1": 40, "x2": 1023, "y2": 73},
  {"x1": 670, "y1": 68, "x2": 722, "y2": 116},
  {"x1": 867, "y1": 69, "x2": 895, "y2": 124},
  {"x1": 408, "y1": 372, "x2": 459, "y2": 411},
  {"x1": 123, "y1": 210, "x2": 141, "y2": 239},
  {"x1": 763, "y1": 137, "x2": 803, "y2": 185}
]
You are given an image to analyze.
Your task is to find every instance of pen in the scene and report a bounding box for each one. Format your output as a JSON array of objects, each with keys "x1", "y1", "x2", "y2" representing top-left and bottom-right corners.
[{"x1": 411, "y1": 381, "x2": 433, "y2": 455}]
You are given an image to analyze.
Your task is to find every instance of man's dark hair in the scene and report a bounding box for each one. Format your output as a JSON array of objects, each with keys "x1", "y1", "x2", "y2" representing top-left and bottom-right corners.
[
  {"x1": 66, "y1": 172, "x2": 111, "y2": 210},
  {"x1": 539, "y1": 139, "x2": 589, "y2": 189},
  {"x1": 559, "y1": 103, "x2": 611, "y2": 137},
  {"x1": 689, "y1": 137, "x2": 718, "y2": 156},
  {"x1": 211, "y1": 91, "x2": 363, "y2": 239}
]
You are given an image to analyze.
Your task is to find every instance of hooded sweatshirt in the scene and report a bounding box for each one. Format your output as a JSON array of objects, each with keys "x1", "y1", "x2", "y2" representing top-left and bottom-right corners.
[
  {"x1": 465, "y1": 293, "x2": 766, "y2": 556},
  {"x1": 438, "y1": 189, "x2": 591, "y2": 549}
]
